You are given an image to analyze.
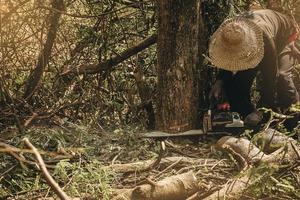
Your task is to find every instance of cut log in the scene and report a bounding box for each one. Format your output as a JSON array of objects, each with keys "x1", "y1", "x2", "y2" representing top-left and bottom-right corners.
[
  {"x1": 216, "y1": 136, "x2": 266, "y2": 165},
  {"x1": 113, "y1": 171, "x2": 198, "y2": 200},
  {"x1": 203, "y1": 173, "x2": 254, "y2": 200},
  {"x1": 254, "y1": 128, "x2": 299, "y2": 154},
  {"x1": 204, "y1": 129, "x2": 300, "y2": 200}
]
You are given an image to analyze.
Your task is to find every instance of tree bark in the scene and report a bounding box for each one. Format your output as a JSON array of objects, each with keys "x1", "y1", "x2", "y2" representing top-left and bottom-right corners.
[
  {"x1": 23, "y1": 0, "x2": 64, "y2": 100},
  {"x1": 156, "y1": 0, "x2": 201, "y2": 132}
]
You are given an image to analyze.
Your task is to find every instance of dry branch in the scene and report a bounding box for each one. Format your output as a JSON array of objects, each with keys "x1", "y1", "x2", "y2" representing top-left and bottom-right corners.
[
  {"x1": 0, "y1": 142, "x2": 60, "y2": 169},
  {"x1": 203, "y1": 172, "x2": 257, "y2": 200},
  {"x1": 61, "y1": 34, "x2": 157, "y2": 76},
  {"x1": 23, "y1": 138, "x2": 72, "y2": 200},
  {"x1": 113, "y1": 171, "x2": 198, "y2": 200},
  {"x1": 102, "y1": 156, "x2": 226, "y2": 174},
  {"x1": 0, "y1": 141, "x2": 73, "y2": 159},
  {"x1": 216, "y1": 136, "x2": 266, "y2": 165},
  {"x1": 254, "y1": 128, "x2": 299, "y2": 154},
  {"x1": 203, "y1": 129, "x2": 300, "y2": 200}
]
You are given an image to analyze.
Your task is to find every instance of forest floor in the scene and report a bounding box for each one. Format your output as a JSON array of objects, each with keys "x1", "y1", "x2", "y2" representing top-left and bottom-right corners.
[{"x1": 0, "y1": 116, "x2": 300, "y2": 199}]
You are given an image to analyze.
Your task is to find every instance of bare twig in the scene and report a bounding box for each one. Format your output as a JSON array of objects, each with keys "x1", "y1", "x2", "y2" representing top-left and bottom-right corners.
[
  {"x1": 154, "y1": 157, "x2": 183, "y2": 179},
  {"x1": 23, "y1": 112, "x2": 38, "y2": 128},
  {"x1": 0, "y1": 165, "x2": 17, "y2": 180}
]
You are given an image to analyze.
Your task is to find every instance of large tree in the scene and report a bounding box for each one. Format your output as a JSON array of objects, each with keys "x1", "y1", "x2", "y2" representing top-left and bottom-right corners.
[{"x1": 156, "y1": 0, "x2": 202, "y2": 132}]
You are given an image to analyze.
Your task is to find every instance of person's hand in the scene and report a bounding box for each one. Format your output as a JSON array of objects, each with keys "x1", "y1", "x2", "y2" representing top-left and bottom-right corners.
[
  {"x1": 209, "y1": 80, "x2": 224, "y2": 101},
  {"x1": 244, "y1": 110, "x2": 263, "y2": 127}
]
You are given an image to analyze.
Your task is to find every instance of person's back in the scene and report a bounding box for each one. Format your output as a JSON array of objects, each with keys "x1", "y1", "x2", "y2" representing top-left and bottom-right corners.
[
  {"x1": 209, "y1": 9, "x2": 299, "y2": 125},
  {"x1": 250, "y1": 9, "x2": 294, "y2": 53}
]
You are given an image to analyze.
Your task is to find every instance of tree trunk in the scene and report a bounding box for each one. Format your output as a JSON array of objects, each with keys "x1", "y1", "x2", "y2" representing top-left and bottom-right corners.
[
  {"x1": 156, "y1": 0, "x2": 201, "y2": 132},
  {"x1": 23, "y1": 0, "x2": 64, "y2": 100}
]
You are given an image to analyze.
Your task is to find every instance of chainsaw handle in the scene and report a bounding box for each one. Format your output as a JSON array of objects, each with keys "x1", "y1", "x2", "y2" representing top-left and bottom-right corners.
[{"x1": 209, "y1": 96, "x2": 230, "y2": 111}]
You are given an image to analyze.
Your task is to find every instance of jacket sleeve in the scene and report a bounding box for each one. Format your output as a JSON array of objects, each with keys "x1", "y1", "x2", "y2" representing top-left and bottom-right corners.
[{"x1": 257, "y1": 34, "x2": 278, "y2": 108}]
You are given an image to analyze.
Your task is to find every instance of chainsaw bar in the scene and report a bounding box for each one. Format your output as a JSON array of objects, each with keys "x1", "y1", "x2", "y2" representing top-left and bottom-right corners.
[{"x1": 140, "y1": 129, "x2": 232, "y2": 138}]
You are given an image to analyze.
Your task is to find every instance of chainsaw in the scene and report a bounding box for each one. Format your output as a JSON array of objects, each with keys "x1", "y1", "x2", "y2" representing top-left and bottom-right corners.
[
  {"x1": 202, "y1": 101, "x2": 244, "y2": 134},
  {"x1": 141, "y1": 100, "x2": 245, "y2": 138}
]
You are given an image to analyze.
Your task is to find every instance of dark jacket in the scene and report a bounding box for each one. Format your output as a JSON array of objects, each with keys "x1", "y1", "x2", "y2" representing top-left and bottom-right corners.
[{"x1": 217, "y1": 10, "x2": 299, "y2": 116}]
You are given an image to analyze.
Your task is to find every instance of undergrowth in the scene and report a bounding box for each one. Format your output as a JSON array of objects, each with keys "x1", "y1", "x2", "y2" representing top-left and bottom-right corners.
[
  {"x1": 53, "y1": 160, "x2": 114, "y2": 199},
  {"x1": 0, "y1": 105, "x2": 299, "y2": 199}
]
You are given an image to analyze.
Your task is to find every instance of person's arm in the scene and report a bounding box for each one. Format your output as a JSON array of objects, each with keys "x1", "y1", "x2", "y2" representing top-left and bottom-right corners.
[
  {"x1": 258, "y1": 35, "x2": 278, "y2": 108},
  {"x1": 209, "y1": 70, "x2": 232, "y2": 100},
  {"x1": 289, "y1": 39, "x2": 300, "y2": 60}
]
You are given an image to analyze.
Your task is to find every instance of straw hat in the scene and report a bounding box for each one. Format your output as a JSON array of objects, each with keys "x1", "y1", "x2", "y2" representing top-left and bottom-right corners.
[{"x1": 209, "y1": 18, "x2": 264, "y2": 72}]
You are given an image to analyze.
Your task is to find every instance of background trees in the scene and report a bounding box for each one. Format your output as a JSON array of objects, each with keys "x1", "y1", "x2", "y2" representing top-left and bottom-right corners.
[
  {"x1": 0, "y1": 0, "x2": 299, "y2": 132},
  {"x1": 1, "y1": 0, "x2": 300, "y2": 199},
  {"x1": 0, "y1": 0, "x2": 158, "y2": 130}
]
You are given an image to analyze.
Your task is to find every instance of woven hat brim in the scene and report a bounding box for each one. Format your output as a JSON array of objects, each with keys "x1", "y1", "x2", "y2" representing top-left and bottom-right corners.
[{"x1": 209, "y1": 18, "x2": 264, "y2": 71}]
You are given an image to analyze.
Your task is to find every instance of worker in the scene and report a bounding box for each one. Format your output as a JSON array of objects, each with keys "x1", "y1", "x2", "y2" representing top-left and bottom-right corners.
[{"x1": 209, "y1": 9, "x2": 300, "y2": 126}]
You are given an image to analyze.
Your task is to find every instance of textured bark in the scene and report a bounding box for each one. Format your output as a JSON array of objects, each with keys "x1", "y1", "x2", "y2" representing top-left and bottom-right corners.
[
  {"x1": 156, "y1": 0, "x2": 201, "y2": 132},
  {"x1": 23, "y1": 0, "x2": 64, "y2": 100}
]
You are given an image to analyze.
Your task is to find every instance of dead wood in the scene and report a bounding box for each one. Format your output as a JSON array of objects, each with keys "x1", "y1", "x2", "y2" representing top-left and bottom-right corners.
[
  {"x1": 203, "y1": 173, "x2": 256, "y2": 200},
  {"x1": 23, "y1": 138, "x2": 72, "y2": 200},
  {"x1": 203, "y1": 129, "x2": 300, "y2": 200},
  {"x1": 0, "y1": 141, "x2": 73, "y2": 159},
  {"x1": 102, "y1": 156, "x2": 225, "y2": 174},
  {"x1": 254, "y1": 128, "x2": 299, "y2": 154},
  {"x1": 61, "y1": 34, "x2": 157, "y2": 76},
  {"x1": 0, "y1": 142, "x2": 59, "y2": 169},
  {"x1": 113, "y1": 171, "x2": 198, "y2": 200},
  {"x1": 216, "y1": 136, "x2": 266, "y2": 165}
]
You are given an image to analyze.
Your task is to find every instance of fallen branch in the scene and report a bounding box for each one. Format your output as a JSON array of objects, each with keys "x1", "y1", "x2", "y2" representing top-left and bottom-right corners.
[
  {"x1": 254, "y1": 128, "x2": 298, "y2": 154},
  {"x1": 216, "y1": 136, "x2": 266, "y2": 166},
  {"x1": 203, "y1": 129, "x2": 300, "y2": 200},
  {"x1": 22, "y1": 138, "x2": 72, "y2": 200},
  {"x1": 61, "y1": 34, "x2": 157, "y2": 76},
  {"x1": 0, "y1": 142, "x2": 71, "y2": 158},
  {"x1": 102, "y1": 156, "x2": 228, "y2": 174},
  {"x1": 0, "y1": 142, "x2": 57, "y2": 169},
  {"x1": 112, "y1": 171, "x2": 198, "y2": 200}
]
